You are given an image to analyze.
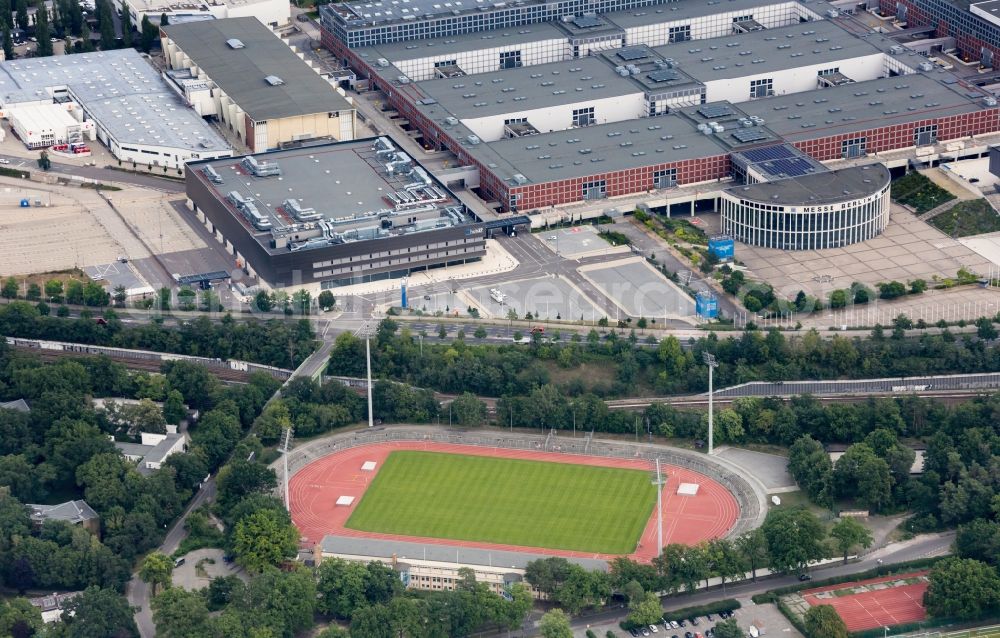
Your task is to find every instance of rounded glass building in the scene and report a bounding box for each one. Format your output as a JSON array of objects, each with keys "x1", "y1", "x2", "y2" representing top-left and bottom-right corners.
[{"x1": 720, "y1": 164, "x2": 891, "y2": 250}]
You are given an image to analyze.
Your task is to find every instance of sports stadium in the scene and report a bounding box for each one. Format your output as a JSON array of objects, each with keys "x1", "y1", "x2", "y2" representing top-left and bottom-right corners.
[{"x1": 285, "y1": 428, "x2": 764, "y2": 597}]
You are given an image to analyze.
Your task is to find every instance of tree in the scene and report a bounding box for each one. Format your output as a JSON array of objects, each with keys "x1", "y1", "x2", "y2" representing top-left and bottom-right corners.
[
  {"x1": 450, "y1": 392, "x2": 486, "y2": 426},
  {"x1": 232, "y1": 509, "x2": 299, "y2": 572},
  {"x1": 139, "y1": 14, "x2": 155, "y2": 52},
  {"x1": 317, "y1": 558, "x2": 401, "y2": 619},
  {"x1": 163, "y1": 389, "x2": 186, "y2": 424},
  {"x1": 119, "y1": 0, "x2": 131, "y2": 47},
  {"x1": 80, "y1": 19, "x2": 94, "y2": 51},
  {"x1": 139, "y1": 552, "x2": 173, "y2": 595},
  {"x1": 99, "y1": 0, "x2": 116, "y2": 49},
  {"x1": 713, "y1": 619, "x2": 744, "y2": 638},
  {"x1": 736, "y1": 528, "x2": 769, "y2": 581},
  {"x1": 318, "y1": 290, "x2": 335, "y2": 311},
  {"x1": 160, "y1": 11, "x2": 168, "y2": 25},
  {"x1": 2, "y1": 27, "x2": 13, "y2": 61},
  {"x1": 829, "y1": 517, "x2": 873, "y2": 564},
  {"x1": 804, "y1": 605, "x2": 849, "y2": 638},
  {"x1": 1, "y1": 277, "x2": 18, "y2": 299},
  {"x1": 15, "y1": 0, "x2": 27, "y2": 31},
  {"x1": 216, "y1": 459, "x2": 278, "y2": 509},
  {"x1": 924, "y1": 557, "x2": 1000, "y2": 619},
  {"x1": 539, "y1": 609, "x2": 573, "y2": 638},
  {"x1": 57, "y1": 586, "x2": 139, "y2": 637},
  {"x1": 253, "y1": 290, "x2": 273, "y2": 312},
  {"x1": 627, "y1": 592, "x2": 663, "y2": 628},
  {"x1": 36, "y1": 6, "x2": 53, "y2": 56},
  {"x1": 112, "y1": 284, "x2": 127, "y2": 306},
  {"x1": 151, "y1": 587, "x2": 212, "y2": 638},
  {"x1": 0, "y1": 597, "x2": 44, "y2": 638},
  {"x1": 45, "y1": 279, "x2": 64, "y2": 302},
  {"x1": 291, "y1": 289, "x2": 311, "y2": 315},
  {"x1": 762, "y1": 506, "x2": 826, "y2": 574}
]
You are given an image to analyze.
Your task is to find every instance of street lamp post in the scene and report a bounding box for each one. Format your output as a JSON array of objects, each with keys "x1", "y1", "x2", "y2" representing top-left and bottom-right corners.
[
  {"x1": 703, "y1": 352, "x2": 718, "y2": 455},
  {"x1": 365, "y1": 323, "x2": 374, "y2": 429}
]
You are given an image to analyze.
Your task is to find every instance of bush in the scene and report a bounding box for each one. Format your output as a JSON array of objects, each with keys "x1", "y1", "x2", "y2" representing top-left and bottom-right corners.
[{"x1": 662, "y1": 599, "x2": 741, "y2": 621}]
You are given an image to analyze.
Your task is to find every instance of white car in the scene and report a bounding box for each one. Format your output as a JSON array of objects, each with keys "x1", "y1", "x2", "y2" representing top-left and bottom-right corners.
[
  {"x1": 650, "y1": 625, "x2": 659, "y2": 633},
  {"x1": 671, "y1": 621, "x2": 681, "y2": 629},
  {"x1": 0, "y1": 159, "x2": 9, "y2": 164}
]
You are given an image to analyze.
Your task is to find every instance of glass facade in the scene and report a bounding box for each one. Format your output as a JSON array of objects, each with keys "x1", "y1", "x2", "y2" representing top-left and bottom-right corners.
[{"x1": 721, "y1": 178, "x2": 891, "y2": 250}]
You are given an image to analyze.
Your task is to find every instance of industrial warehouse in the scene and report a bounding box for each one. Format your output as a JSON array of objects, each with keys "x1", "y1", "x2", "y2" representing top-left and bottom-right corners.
[
  {"x1": 185, "y1": 137, "x2": 491, "y2": 290},
  {"x1": 317, "y1": 0, "x2": 1000, "y2": 249},
  {"x1": 160, "y1": 18, "x2": 358, "y2": 152},
  {"x1": 0, "y1": 49, "x2": 231, "y2": 170}
]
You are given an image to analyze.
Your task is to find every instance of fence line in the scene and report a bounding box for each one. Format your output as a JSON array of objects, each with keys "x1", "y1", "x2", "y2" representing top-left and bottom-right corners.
[{"x1": 285, "y1": 426, "x2": 766, "y2": 539}]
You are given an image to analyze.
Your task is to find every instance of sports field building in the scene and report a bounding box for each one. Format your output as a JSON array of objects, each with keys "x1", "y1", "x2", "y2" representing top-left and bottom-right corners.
[
  {"x1": 320, "y1": 535, "x2": 607, "y2": 599},
  {"x1": 318, "y1": 0, "x2": 1000, "y2": 248},
  {"x1": 161, "y1": 18, "x2": 357, "y2": 152},
  {"x1": 0, "y1": 49, "x2": 231, "y2": 169},
  {"x1": 185, "y1": 137, "x2": 504, "y2": 290}
]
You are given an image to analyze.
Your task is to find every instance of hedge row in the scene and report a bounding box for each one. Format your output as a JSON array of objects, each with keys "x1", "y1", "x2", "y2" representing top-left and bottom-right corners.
[
  {"x1": 662, "y1": 599, "x2": 741, "y2": 621},
  {"x1": 0, "y1": 166, "x2": 29, "y2": 179},
  {"x1": 751, "y1": 557, "x2": 944, "y2": 604}
]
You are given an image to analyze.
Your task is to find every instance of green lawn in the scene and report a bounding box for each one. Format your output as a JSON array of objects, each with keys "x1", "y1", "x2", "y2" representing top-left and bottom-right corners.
[{"x1": 346, "y1": 451, "x2": 656, "y2": 554}]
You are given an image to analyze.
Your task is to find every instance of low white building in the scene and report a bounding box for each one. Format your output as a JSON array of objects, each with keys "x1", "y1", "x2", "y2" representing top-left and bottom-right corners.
[
  {"x1": 114, "y1": 425, "x2": 188, "y2": 475},
  {"x1": 124, "y1": 0, "x2": 288, "y2": 28},
  {"x1": 5, "y1": 102, "x2": 95, "y2": 149},
  {"x1": 0, "y1": 49, "x2": 231, "y2": 170}
]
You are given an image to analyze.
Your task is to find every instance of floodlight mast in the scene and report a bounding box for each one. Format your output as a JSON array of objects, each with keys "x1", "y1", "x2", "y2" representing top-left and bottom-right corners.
[
  {"x1": 652, "y1": 458, "x2": 666, "y2": 557},
  {"x1": 365, "y1": 323, "x2": 374, "y2": 428},
  {"x1": 703, "y1": 352, "x2": 718, "y2": 456},
  {"x1": 280, "y1": 427, "x2": 293, "y2": 510}
]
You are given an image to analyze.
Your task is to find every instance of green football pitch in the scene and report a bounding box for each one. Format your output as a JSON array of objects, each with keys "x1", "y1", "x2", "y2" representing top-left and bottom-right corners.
[{"x1": 345, "y1": 451, "x2": 657, "y2": 554}]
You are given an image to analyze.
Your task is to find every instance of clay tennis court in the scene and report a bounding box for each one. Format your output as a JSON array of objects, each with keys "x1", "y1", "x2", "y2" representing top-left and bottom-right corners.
[
  {"x1": 289, "y1": 440, "x2": 739, "y2": 562},
  {"x1": 802, "y1": 571, "x2": 930, "y2": 632}
]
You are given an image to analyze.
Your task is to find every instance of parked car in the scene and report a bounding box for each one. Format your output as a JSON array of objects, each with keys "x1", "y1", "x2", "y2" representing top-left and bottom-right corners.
[
  {"x1": 650, "y1": 625, "x2": 659, "y2": 634},
  {"x1": 678, "y1": 620, "x2": 687, "y2": 627},
  {"x1": 671, "y1": 621, "x2": 680, "y2": 629},
  {"x1": 706, "y1": 615, "x2": 714, "y2": 621},
  {"x1": 799, "y1": 573, "x2": 812, "y2": 581},
  {"x1": 691, "y1": 618, "x2": 700, "y2": 626},
  {"x1": 0, "y1": 159, "x2": 9, "y2": 164}
]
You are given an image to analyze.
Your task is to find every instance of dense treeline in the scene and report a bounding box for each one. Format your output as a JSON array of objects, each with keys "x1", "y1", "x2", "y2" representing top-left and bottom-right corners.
[
  {"x1": 329, "y1": 320, "x2": 1000, "y2": 398},
  {"x1": 0, "y1": 334, "x2": 280, "y2": 635},
  {"x1": 147, "y1": 555, "x2": 534, "y2": 637},
  {"x1": 0, "y1": 301, "x2": 317, "y2": 368}
]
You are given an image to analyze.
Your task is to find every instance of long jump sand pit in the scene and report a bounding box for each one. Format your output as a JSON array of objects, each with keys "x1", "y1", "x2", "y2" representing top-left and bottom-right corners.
[{"x1": 290, "y1": 441, "x2": 739, "y2": 562}]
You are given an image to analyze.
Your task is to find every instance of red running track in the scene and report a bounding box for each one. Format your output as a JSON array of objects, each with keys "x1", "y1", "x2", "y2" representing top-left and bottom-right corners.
[
  {"x1": 802, "y1": 571, "x2": 930, "y2": 632},
  {"x1": 289, "y1": 441, "x2": 740, "y2": 562}
]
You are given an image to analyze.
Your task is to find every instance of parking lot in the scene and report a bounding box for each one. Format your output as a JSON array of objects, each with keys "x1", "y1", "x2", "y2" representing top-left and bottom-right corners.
[
  {"x1": 580, "y1": 257, "x2": 696, "y2": 320},
  {"x1": 539, "y1": 225, "x2": 631, "y2": 260},
  {"x1": 466, "y1": 276, "x2": 603, "y2": 321},
  {"x1": 573, "y1": 599, "x2": 802, "y2": 638}
]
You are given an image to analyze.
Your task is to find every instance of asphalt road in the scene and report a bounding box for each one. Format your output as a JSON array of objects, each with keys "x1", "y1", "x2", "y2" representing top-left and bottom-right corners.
[
  {"x1": 126, "y1": 478, "x2": 216, "y2": 638},
  {"x1": 0, "y1": 151, "x2": 185, "y2": 193}
]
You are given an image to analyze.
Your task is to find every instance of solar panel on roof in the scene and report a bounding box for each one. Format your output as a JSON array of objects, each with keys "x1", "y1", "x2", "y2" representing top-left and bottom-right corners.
[
  {"x1": 739, "y1": 144, "x2": 796, "y2": 163},
  {"x1": 647, "y1": 69, "x2": 679, "y2": 83},
  {"x1": 732, "y1": 128, "x2": 768, "y2": 143},
  {"x1": 698, "y1": 104, "x2": 734, "y2": 119},
  {"x1": 572, "y1": 15, "x2": 602, "y2": 28},
  {"x1": 762, "y1": 158, "x2": 815, "y2": 177},
  {"x1": 618, "y1": 47, "x2": 648, "y2": 61}
]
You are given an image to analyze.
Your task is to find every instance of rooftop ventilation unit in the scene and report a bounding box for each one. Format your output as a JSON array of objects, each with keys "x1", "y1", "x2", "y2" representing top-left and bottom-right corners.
[
  {"x1": 264, "y1": 75, "x2": 284, "y2": 86},
  {"x1": 202, "y1": 165, "x2": 223, "y2": 184},
  {"x1": 467, "y1": 135, "x2": 481, "y2": 145},
  {"x1": 241, "y1": 155, "x2": 282, "y2": 177},
  {"x1": 511, "y1": 173, "x2": 528, "y2": 184},
  {"x1": 284, "y1": 199, "x2": 321, "y2": 222},
  {"x1": 226, "y1": 39, "x2": 245, "y2": 49}
]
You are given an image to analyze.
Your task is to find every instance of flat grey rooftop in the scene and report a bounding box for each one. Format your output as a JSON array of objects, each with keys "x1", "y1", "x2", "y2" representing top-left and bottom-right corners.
[
  {"x1": 321, "y1": 534, "x2": 609, "y2": 571},
  {"x1": 0, "y1": 49, "x2": 228, "y2": 154},
  {"x1": 27, "y1": 500, "x2": 99, "y2": 524},
  {"x1": 163, "y1": 17, "x2": 353, "y2": 121},
  {"x1": 652, "y1": 20, "x2": 883, "y2": 82},
  {"x1": 196, "y1": 139, "x2": 467, "y2": 253},
  {"x1": 412, "y1": 56, "x2": 640, "y2": 119},
  {"x1": 725, "y1": 163, "x2": 890, "y2": 206},
  {"x1": 604, "y1": 0, "x2": 820, "y2": 29},
  {"x1": 454, "y1": 113, "x2": 729, "y2": 184},
  {"x1": 738, "y1": 73, "x2": 987, "y2": 142},
  {"x1": 360, "y1": 22, "x2": 568, "y2": 61}
]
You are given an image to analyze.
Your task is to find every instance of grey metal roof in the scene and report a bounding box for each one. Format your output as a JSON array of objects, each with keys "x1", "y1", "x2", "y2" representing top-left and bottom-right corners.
[
  {"x1": 411, "y1": 56, "x2": 640, "y2": 120},
  {"x1": 738, "y1": 73, "x2": 987, "y2": 142},
  {"x1": 651, "y1": 20, "x2": 883, "y2": 82},
  {"x1": 451, "y1": 113, "x2": 730, "y2": 185},
  {"x1": 0, "y1": 49, "x2": 229, "y2": 154},
  {"x1": 321, "y1": 534, "x2": 610, "y2": 571},
  {"x1": 360, "y1": 22, "x2": 568, "y2": 61},
  {"x1": 27, "y1": 500, "x2": 99, "y2": 524},
  {"x1": 114, "y1": 441, "x2": 154, "y2": 458},
  {"x1": 725, "y1": 163, "x2": 890, "y2": 206},
  {"x1": 163, "y1": 17, "x2": 353, "y2": 121},
  {"x1": 604, "y1": 0, "x2": 823, "y2": 29}
]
